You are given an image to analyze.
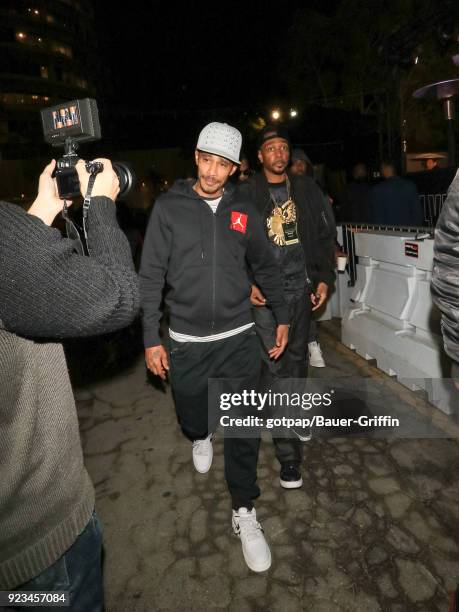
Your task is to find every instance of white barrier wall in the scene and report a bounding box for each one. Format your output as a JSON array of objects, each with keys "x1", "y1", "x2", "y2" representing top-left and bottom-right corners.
[{"x1": 339, "y1": 229, "x2": 455, "y2": 414}]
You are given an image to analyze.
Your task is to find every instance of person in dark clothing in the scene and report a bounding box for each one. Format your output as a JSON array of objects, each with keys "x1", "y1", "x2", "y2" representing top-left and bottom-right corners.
[
  {"x1": 342, "y1": 163, "x2": 373, "y2": 223},
  {"x1": 140, "y1": 122, "x2": 290, "y2": 573},
  {"x1": 290, "y1": 148, "x2": 314, "y2": 178},
  {"x1": 290, "y1": 147, "x2": 336, "y2": 367},
  {"x1": 238, "y1": 125, "x2": 335, "y2": 490},
  {"x1": 372, "y1": 160, "x2": 424, "y2": 226}
]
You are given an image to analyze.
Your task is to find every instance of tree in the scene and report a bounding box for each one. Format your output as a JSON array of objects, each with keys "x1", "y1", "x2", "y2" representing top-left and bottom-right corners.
[{"x1": 279, "y1": 0, "x2": 459, "y2": 165}]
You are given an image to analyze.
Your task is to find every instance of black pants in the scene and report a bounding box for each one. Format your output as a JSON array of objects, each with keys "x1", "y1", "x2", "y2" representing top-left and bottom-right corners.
[
  {"x1": 308, "y1": 318, "x2": 318, "y2": 343},
  {"x1": 169, "y1": 329, "x2": 261, "y2": 510},
  {"x1": 252, "y1": 291, "x2": 312, "y2": 464}
]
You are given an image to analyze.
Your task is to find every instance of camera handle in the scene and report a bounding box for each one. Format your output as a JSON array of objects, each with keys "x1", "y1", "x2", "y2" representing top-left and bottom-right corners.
[
  {"x1": 82, "y1": 161, "x2": 104, "y2": 248},
  {"x1": 64, "y1": 136, "x2": 78, "y2": 158}
]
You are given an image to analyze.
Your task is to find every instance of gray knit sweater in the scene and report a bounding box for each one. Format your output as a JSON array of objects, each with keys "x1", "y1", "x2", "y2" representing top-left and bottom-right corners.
[{"x1": 0, "y1": 197, "x2": 139, "y2": 589}]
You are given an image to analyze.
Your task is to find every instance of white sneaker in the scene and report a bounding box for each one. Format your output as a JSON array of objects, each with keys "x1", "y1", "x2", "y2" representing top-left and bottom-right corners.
[
  {"x1": 192, "y1": 434, "x2": 213, "y2": 473},
  {"x1": 232, "y1": 507, "x2": 271, "y2": 572},
  {"x1": 308, "y1": 341, "x2": 326, "y2": 367}
]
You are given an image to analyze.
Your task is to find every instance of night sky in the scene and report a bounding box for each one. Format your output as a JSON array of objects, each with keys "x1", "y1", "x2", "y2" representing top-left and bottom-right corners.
[
  {"x1": 94, "y1": 1, "x2": 337, "y2": 113},
  {"x1": 91, "y1": 1, "x2": 458, "y2": 169}
]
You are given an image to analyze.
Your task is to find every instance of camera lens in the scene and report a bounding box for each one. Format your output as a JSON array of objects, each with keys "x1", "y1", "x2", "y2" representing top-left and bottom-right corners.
[{"x1": 112, "y1": 162, "x2": 135, "y2": 198}]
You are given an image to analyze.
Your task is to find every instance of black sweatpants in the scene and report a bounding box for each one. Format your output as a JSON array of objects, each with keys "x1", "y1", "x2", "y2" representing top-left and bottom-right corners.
[
  {"x1": 169, "y1": 328, "x2": 261, "y2": 510},
  {"x1": 252, "y1": 291, "x2": 312, "y2": 464}
]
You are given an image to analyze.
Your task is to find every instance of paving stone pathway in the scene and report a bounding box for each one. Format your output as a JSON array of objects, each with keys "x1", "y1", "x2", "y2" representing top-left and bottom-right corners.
[{"x1": 76, "y1": 322, "x2": 459, "y2": 611}]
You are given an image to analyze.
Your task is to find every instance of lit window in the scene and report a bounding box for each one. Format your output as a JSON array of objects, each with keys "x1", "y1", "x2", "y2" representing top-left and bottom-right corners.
[
  {"x1": 2, "y1": 93, "x2": 52, "y2": 106},
  {"x1": 52, "y1": 42, "x2": 73, "y2": 58},
  {"x1": 40, "y1": 66, "x2": 49, "y2": 79}
]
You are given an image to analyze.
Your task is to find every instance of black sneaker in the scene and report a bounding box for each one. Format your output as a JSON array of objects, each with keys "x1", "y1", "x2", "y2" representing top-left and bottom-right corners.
[{"x1": 279, "y1": 462, "x2": 303, "y2": 489}]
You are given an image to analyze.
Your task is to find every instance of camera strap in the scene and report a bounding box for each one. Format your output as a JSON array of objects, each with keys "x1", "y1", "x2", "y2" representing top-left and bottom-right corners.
[
  {"x1": 62, "y1": 200, "x2": 85, "y2": 256},
  {"x1": 82, "y1": 173, "x2": 97, "y2": 242},
  {"x1": 82, "y1": 161, "x2": 103, "y2": 248}
]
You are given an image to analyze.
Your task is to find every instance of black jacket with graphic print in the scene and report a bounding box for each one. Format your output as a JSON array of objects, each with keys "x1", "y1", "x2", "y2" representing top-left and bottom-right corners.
[
  {"x1": 238, "y1": 172, "x2": 335, "y2": 289},
  {"x1": 140, "y1": 179, "x2": 289, "y2": 347}
]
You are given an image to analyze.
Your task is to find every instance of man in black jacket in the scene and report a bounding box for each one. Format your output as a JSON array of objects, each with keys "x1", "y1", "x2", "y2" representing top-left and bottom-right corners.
[
  {"x1": 140, "y1": 122, "x2": 289, "y2": 572},
  {"x1": 238, "y1": 125, "x2": 335, "y2": 490}
]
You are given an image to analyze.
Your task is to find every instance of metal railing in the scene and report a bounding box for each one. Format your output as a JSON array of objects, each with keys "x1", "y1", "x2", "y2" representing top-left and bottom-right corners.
[{"x1": 418, "y1": 192, "x2": 447, "y2": 228}]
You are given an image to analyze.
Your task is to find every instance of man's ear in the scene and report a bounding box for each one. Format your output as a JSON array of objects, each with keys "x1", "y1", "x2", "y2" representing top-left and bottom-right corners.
[
  {"x1": 194, "y1": 150, "x2": 200, "y2": 166},
  {"x1": 229, "y1": 164, "x2": 238, "y2": 176},
  {"x1": 257, "y1": 150, "x2": 263, "y2": 165}
]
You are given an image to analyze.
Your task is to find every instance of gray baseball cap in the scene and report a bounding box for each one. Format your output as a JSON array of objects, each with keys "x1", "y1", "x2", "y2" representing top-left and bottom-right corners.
[{"x1": 196, "y1": 122, "x2": 242, "y2": 164}]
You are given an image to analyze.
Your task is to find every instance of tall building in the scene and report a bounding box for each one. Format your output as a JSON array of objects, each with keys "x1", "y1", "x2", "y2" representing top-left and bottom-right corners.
[{"x1": 0, "y1": 0, "x2": 100, "y2": 157}]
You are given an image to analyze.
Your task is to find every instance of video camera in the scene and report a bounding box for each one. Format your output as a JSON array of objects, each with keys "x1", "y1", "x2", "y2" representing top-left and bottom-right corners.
[{"x1": 41, "y1": 98, "x2": 134, "y2": 200}]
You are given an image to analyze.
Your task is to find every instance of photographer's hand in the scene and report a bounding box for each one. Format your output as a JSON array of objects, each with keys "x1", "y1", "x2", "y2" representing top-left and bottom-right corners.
[
  {"x1": 28, "y1": 160, "x2": 70, "y2": 226},
  {"x1": 76, "y1": 158, "x2": 120, "y2": 201}
]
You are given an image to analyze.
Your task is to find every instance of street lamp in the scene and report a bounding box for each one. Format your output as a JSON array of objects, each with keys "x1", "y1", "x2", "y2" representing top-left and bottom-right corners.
[
  {"x1": 271, "y1": 109, "x2": 281, "y2": 121},
  {"x1": 290, "y1": 109, "x2": 298, "y2": 118}
]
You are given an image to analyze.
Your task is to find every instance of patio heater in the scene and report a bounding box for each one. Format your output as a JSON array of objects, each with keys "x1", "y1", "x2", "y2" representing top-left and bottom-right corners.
[{"x1": 413, "y1": 78, "x2": 459, "y2": 167}]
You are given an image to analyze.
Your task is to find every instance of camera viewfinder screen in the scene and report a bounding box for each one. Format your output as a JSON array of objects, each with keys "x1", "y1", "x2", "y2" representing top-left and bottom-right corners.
[
  {"x1": 41, "y1": 98, "x2": 101, "y2": 145},
  {"x1": 52, "y1": 105, "x2": 80, "y2": 129}
]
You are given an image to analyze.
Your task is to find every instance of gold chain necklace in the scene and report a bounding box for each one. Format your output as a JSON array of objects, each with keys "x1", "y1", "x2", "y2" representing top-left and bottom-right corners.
[{"x1": 266, "y1": 175, "x2": 297, "y2": 246}]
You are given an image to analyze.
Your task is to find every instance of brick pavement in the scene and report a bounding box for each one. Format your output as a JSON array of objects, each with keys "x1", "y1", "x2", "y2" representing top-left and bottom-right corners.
[{"x1": 76, "y1": 321, "x2": 459, "y2": 611}]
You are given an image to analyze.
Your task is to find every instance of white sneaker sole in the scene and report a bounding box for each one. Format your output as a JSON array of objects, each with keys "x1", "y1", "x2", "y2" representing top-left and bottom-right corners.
[
  {"x1": 280, "y1": 477, "x2": 303, "y2": 489},
  {"x1": 192, "y1": 448, "x2": 213, "y2": 473},
  {"x1": 309, "y1": 359, "x2": 326, "y2": 368},
  {"x1": 233, "y1": 535, "x2": 272, "y2": 572},
  {"x1": 193, "y1": 463, "x2": 212, "y2": 474},
  {"x1": 292, "y1": 428, "x2": 312, "y2": 441},
  {"x1": 243, "y1": 550, "x2": 272, "y2": 573}
]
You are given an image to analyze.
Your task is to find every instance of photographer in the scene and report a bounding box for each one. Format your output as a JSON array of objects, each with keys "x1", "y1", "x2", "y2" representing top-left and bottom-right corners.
[{"x1": 0, "y1": 159, "x2": 139, "y2": 610}]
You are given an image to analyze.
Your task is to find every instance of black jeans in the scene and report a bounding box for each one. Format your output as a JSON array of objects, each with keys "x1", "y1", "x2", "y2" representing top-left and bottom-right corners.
[
  {"x1": 308, "y1": 318, "x2": 318, "y2": 343},
  {"x1": 252, "y1": 291, "x2": 312, "y2": 464},
  {"x1": 169, "y1": 329, "x2": 261, "y2": 510},
  {"x1": 7, "y1": 512, "x2": 103, "y2": 612}
]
